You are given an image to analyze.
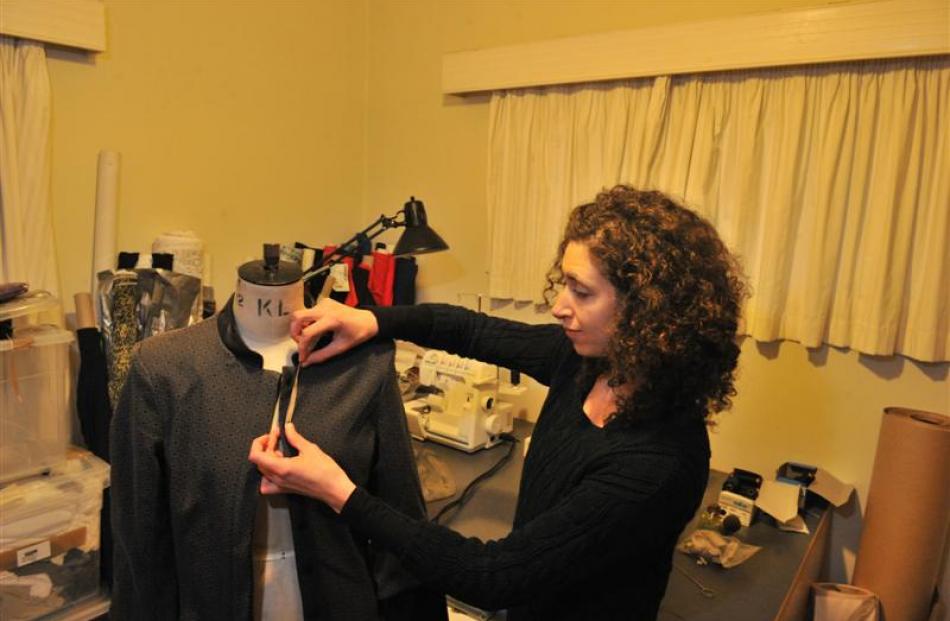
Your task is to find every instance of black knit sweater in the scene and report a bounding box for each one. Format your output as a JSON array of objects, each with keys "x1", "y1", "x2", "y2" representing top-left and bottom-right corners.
[{"x1": 341, "y1": 304, "x2": 710, "y2": 620}]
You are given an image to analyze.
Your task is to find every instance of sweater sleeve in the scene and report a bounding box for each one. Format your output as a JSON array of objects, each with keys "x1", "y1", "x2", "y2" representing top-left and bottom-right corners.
[
  {"x1": 109, "y1": 349, "x2": 179, "y2": 619},
  {"x1": 340, "y1": 450, "x2": 682, "y2": 611},
  {"x1": 368, "y1": 304, "x2": 571, "y2": 386}
]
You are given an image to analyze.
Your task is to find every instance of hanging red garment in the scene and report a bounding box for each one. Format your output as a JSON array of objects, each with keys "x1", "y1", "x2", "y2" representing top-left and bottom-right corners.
[
  {"x1": 368, "y1": 250, "x2": 396, "y2": 306},
  {"x1": 322, "y1": 246, "x2": 374, "y2": 307}
]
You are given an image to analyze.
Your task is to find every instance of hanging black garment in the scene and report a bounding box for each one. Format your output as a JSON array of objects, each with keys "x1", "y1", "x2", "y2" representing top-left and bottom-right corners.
[
  {"x1": 393, "y1": 257, "x2": 418, "y2": 305},
  {"x1": 351, "y1": 263, "x2": 376, "y2": 307},
  {"x1": 75, "y1": 327, "x2": 113, "y2": 586},
  {"x1": 76, "y1": 328, "x2": 111, "y2": 461}
]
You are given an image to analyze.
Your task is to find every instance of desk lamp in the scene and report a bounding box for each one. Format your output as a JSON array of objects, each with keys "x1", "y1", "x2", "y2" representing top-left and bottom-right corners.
[{"x1": 302, "y1": 196, "x2": 448, "y2": 282}]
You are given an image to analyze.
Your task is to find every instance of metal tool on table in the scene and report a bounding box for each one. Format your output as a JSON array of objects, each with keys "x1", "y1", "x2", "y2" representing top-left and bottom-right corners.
[{"x1": 674, "y1": 564, "x2": 717, "y2": 599}]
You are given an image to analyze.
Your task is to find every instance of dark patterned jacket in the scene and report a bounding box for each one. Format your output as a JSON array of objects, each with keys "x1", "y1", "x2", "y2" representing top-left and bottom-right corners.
[{"x1": 110, "y1": 299, "x2": 445, "y2": 620}]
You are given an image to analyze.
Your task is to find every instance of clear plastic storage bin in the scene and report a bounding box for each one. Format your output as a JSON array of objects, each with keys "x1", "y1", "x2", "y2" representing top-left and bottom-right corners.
[
  {"x1": 0, "y1": 451, "x2": 109, "y2": 620},
  {"x1": 1, "y1": 325, "x2": 74, "y2": 484}
]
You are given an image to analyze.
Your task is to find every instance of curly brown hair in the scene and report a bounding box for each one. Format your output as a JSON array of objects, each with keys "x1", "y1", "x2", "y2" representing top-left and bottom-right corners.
[{"x1": 544, "y1": 186, "x2": 746, "y2": 428}]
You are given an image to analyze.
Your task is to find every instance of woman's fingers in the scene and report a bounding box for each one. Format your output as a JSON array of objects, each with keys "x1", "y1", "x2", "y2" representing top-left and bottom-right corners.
[
  {"x1": 259, "y1": 477, "x2": 283, "y2": 495},
  {"x1": 290, "y1": 299, "x2": 378, "y2": 366},
  {"x1": 266, "y1": 425, "x2": 280, "y2": 454},
  {"x1": 289, "y1": 311, "x2": 314, "y2": 341},
  {"x1": 249, "y1": 434, "x2": 270, "y2": 459},
  {"x1": 249, "y1": 438, "x2": 283, "y2": 475},
  {"x1": 291, "y1": 299, "x2": 339, "y2": 341},
  {"x1": 283, "y1": 422, "x2": 307, "y2": 450},
  {"x1": 298, "y1": 316, "x2": 347, "y2": 366},
  {"x1": 302, "y1": 337, "x2": 349, "y2": 366},
  {"x1": 296, "y1": 315, "x2": 332, "y2": 349}
]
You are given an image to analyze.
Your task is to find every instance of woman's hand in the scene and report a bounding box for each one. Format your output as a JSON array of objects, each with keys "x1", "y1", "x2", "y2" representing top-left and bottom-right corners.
[
  {"x1": 248, "y1": 422, "x2": 356, "y2": 513},
  {"x1": 290, "y1": 298, "x2": 379, "y2": 366}
]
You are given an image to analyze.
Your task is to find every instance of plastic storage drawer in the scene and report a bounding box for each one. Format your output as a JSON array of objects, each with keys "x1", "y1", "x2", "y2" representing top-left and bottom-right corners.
[
  {"x1": 1, "y1": 325, "x2": 74, "y2": 484},
  {"x1": 0, "y1": 452, "x2": 110, "y2": 620}
]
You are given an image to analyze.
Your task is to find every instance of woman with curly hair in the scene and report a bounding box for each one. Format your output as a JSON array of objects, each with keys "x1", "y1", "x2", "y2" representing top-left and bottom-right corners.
[{"x1": 249, "y1": 185, "x2": 745, "y2": 620}]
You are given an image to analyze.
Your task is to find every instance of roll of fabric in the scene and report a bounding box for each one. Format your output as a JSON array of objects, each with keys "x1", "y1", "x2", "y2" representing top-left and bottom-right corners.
[
  {"x1": 152, "y1": 231, "x2": 204, "y2": 280},
  {"x1": 812, "y1": 583, "x2": 879, "y2": 621},
  {"x1": 107, "y1": 273, "x2": 138, "y2": 408},
  {"x1": 853, "y1": 408, "x2": 950, "y2": 621},
  {"x1": 91, "y1": 151, "x2": 119, "y2": 295}
]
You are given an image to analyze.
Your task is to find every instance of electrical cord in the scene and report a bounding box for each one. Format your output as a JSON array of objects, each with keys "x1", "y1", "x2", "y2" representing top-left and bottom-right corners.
[
  {"x1": 673, "y1": 563, "x2": 716, "y2": 598},
  {"x1": 431, "y1": 433, "x2": 519, "y2": 526}
]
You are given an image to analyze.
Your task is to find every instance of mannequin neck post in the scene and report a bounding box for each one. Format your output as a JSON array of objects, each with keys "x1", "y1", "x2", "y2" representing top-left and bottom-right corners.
[{"x1": 233, "y1": 277, "x2": 304, "y2": 346}]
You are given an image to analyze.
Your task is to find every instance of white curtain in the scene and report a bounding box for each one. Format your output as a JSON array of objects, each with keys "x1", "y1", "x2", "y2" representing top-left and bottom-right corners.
[
  {"x1": 0, "y1": 36, "x2": 58, "y2": 297},
  {"x1": 486, "y1": 57, "x2": 950, "y2": 362}
]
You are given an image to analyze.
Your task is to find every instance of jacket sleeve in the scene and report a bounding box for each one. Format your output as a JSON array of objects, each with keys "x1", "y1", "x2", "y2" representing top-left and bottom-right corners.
[
  {"x1": 369, "y1": 304, "x2": 571, "y2": 387},
  {"x1": 342, "y1": 450, "x2": 684, "y2": 611},
  {"x1": 367, "y1": 349, "x2": 448, "y2": 619},
  {"x1": 109, "y1": 350, "x2": 179, "y2": 619}
]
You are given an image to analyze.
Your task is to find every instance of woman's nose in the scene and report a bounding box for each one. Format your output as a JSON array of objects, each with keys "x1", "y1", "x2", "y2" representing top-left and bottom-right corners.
[{"x1": 551, "y1": 290, "x2": 570, "y2": 319}]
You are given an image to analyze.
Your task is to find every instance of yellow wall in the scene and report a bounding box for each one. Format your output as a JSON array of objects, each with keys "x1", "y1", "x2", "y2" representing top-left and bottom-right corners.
[
  {"x1": 363, "y1": 0, "x2": 950, "y2": 584},
  {"x1": 44, "y1": 0, "x2": 948, "y2": 590},
  {"x1": 47, "y1": 0, "x2": 368, "y2": 307}
]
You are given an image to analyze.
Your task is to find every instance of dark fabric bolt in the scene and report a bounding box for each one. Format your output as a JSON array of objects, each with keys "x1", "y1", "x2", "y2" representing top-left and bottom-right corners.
[
  {"x1": 76, "y1": 327, "x2": 112, "y2": 461},
  {"x1": 75, "y1": 327, "x2": 113, "y2": 585}
]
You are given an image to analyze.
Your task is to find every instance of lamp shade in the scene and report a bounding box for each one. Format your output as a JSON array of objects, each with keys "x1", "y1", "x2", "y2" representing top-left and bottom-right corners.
[{"x1": 393, "y1": 198, "x2": 449, "y2": 256}]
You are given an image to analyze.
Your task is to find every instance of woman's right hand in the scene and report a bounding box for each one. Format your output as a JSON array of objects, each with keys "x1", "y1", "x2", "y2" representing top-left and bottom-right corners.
[{"x1": 290, "y1": 298, "x2": 379, "y2": 366}]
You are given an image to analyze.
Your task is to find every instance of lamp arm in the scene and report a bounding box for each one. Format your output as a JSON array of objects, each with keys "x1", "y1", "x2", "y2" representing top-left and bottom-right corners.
[
  {"x1": 301, "y1": 210, "x2": 405, "y2": 283},
  {"x1": 332, "y1": 211, "x2": 405, "y2": 259}
]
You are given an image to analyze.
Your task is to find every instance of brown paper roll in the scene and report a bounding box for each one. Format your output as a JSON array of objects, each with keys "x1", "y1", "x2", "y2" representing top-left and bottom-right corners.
[
  {"x1": 853, "y1": 408, "x2": 950, "y2": 621},
  {"x1": 74, "y1": 292, "x2": 96, "y2": 329}
]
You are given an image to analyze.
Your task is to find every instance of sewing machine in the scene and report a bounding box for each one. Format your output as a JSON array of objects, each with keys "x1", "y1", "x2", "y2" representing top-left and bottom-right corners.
[{"x1": 399, "y1": 347, "x2": 520, "y2": 452}]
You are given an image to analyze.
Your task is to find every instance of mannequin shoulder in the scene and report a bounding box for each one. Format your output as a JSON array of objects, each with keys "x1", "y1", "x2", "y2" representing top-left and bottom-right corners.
[
  {"x1": 300, "y1": 337, "x2": 397, "y2": 387},
  {"x1": 326, "y1": 336, "x2": 395, "y2": 368},
  {"x1": 133, "y1": 317, "x2": 219, "y2": 368}
]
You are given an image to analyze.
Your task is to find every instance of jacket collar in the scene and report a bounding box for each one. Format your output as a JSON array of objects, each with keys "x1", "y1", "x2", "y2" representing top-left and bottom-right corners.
[
  {"x1": 217, "y1": 295, "x2": 301, "y2": 369},
  {"x1": 217, "y1": 295, "x2": 264, "y2": 368}
]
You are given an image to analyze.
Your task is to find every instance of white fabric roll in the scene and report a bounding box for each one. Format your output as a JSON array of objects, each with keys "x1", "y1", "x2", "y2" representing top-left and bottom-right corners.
[
  {"x1": 152, "y1": 230, "x2": 204, "y2": 279},
  {"x1": 92, "y1": 151, "x2": 119, "y2": 294}
]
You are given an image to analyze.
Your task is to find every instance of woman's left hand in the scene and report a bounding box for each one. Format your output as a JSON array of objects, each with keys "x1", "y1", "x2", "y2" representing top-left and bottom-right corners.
[{"x1": 248, "y1": 423, "x2": 356, "y2": 513}]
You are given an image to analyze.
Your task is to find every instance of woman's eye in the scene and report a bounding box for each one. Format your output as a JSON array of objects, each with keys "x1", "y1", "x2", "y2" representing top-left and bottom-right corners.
[{"x1": 571, "y1": 287, "x2": 590, "y2": 299}]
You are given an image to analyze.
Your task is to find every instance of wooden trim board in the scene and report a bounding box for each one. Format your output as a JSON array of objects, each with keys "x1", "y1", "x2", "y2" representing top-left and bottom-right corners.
[
  {"x1": 443, "y1": 0, "x2": 949, "y2": 94},
  {"x1": 0, "y1": 0, "x2": 106, "y2": 52}
]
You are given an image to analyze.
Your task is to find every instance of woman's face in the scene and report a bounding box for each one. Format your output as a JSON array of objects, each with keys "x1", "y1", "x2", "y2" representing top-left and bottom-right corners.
[{"x1": 551, "y1": 241, "x2": 618, "y2": 357}]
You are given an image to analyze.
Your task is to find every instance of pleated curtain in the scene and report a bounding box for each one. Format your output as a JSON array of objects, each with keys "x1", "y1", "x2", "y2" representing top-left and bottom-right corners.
[
  {"x1": 0, "y1": 36, "x2": 58, "y2": 297},
  {"x1": 486, "y1": 57, "x2": 950, "y2": 362}
]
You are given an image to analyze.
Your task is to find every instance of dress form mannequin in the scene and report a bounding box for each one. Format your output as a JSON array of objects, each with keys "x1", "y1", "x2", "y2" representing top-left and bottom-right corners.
[
  {"x1": 234, "y1": 246, "x2": 306, "y2": 621},
  {"x1": 233, "y1": 277, "x2": 303, "y2": 371},
  {"x1": 109, "y1": 245, "x2": 446, "y2": 619}
]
